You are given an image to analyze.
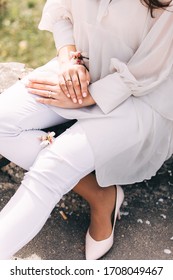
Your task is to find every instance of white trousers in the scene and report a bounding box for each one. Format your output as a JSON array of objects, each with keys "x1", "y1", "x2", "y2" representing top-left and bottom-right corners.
[{"x1": 0, "y1": 81, "x2": 95, "y2": 259}]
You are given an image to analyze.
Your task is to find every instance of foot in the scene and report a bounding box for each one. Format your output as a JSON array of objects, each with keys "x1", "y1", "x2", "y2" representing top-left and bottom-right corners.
[{"x1": 88, "y1": 185, "x2": 116, "y2": 241}]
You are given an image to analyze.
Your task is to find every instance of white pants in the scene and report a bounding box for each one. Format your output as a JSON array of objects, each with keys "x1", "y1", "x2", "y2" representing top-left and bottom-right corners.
[{"x1": 0, "y1": 81, "x2": 95, "y2": 259}]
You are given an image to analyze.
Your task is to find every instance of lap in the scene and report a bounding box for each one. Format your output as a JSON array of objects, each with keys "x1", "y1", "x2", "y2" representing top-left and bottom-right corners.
[{"x1": 0, "y1": 80, "x2": 67, "y2": 130}]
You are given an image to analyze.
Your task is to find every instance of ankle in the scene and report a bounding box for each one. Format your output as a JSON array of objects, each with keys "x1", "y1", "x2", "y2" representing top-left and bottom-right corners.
[{"x1": 90, "y1": 186, "x2": 115, "y2": 214}]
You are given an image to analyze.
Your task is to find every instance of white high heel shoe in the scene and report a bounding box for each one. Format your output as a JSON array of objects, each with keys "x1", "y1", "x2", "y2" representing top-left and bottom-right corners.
[{"x1": 85, "y1": 185, "x2": 124, "y2": 260}]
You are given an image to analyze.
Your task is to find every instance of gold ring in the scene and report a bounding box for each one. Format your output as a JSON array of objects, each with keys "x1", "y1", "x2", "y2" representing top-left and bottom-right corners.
[{"x1": 48, "y1": 91, "x2": 52, "y2": 98}]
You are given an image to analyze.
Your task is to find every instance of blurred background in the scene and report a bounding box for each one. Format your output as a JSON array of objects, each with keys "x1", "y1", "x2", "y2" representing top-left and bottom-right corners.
[{"x1": 0, "y1": 0, "x2": 56, "y2": 68}]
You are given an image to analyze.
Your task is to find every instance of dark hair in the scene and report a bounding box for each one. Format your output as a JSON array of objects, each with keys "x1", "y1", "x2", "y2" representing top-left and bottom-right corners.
[{"x1": 141, "y1": 0, "x2": 171, "y2": 16}]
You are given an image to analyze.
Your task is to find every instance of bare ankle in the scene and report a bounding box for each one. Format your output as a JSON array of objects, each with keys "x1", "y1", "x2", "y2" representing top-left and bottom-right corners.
[
  {"x1": 90, "y1": 186, "x2": 115, "y2": 213},
  {"x1": 89, "y1": 186, "x2": 116, "y2": 240}
]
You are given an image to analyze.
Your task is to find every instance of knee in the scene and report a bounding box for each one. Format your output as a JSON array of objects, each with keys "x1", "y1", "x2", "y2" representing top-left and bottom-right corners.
[
  {"x1": 0, "y1": 96, "x2": 23, "y2": 138},
  {"x1": 24, "y1": 147, "x2": 81, "y2": 199},
  {"x1": 0, "y1": 108, "x2": 21, "y2": 137}
]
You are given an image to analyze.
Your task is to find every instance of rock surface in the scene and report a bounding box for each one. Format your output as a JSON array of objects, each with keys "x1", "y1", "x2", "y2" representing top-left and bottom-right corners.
[
  {"x1": 0, "y1": 62, "x2": 173, "y2": 260},
  {"x1": 0, "y1": 62, "x2": 31, "y2": 93}
]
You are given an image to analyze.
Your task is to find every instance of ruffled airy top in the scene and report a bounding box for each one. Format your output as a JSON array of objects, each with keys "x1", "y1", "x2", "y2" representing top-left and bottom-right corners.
[{"x1": 38, "y1": 0, "x2": 173, "y2": 120}]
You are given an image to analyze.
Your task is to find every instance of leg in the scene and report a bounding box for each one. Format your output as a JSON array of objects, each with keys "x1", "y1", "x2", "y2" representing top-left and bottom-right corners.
[
  {"x1": 0, "y1": 81, "x2": 67, "y2": 170},
  {"x1": 0, "y1": 123, "x2": 95, "y2": 259},
  {"x1": 73, "y1": 174, "x2": 116, "y2": 240}
]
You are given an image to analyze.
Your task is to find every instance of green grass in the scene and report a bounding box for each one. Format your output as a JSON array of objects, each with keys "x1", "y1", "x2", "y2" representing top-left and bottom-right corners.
[{"x1": 0, "y1": 0, "x2": 56, "y2": 68}]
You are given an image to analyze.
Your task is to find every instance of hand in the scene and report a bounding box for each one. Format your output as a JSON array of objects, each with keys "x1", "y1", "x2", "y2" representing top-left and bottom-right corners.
[
  {"x1": 58, "y1": 62, "x2": 90, "y2": 104},
  {"x1": 26, "y1": 77, "x2": 94, "y2": 108}
]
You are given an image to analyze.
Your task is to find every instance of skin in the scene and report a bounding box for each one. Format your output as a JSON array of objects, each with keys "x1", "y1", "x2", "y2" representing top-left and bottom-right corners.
[
  {"x1": 57, "y1": 45, "x2": 90, "y2": 104},
  {"x1": 26, "y1": 76, "x2": 95, "y2": 109},
  {"x1": 26, "y1": 45, "x2": 116, "y2": 242},
  {"x1": 73, "y1": 174, "x2": 116, "y2": 241},
  {"x1": 26, "y1": 45, "x2": 93, "y2": 107}
]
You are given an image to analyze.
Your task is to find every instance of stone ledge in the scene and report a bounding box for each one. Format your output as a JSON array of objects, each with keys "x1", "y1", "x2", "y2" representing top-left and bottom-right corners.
[{"x1": 0, "y1": 62, "x2": 32, "y2": 93}]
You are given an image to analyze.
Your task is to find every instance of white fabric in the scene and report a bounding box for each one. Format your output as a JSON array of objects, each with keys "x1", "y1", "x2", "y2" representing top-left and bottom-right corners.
[
  {"x1": 0, "y1": 81, "x2": 67, "y2": 169},
  {"x1": 0, "y1": 81, "x2": 94, "y2": 171},
  {"x1": 24, "y1": 57, "x2": 173, "y2": 186},
  {"x1": 0, "y1": 84, "x2": 95, "y2": 259},
  {"x1": 1, "y1": 0, "x2": 173, "y2": 260},
  {"x1": 53, "y1": 19, "x2": 75, "y2": 50},
  {"x1": 36, "y1": 0, "x2": 173, "y2": 185},
  {"x1": 39, "y1": 0, "x2": 173, "y2": 115},
  {"x1": 0, "y1": 70, "x2": 172, "y2": 259}
]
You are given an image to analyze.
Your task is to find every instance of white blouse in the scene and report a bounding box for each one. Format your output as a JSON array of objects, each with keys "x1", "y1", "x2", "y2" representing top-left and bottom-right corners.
[
  {"x1": 37, "y1": 0, "x2": 173, "y2": 186},
  {"x1": 39, "y1": 0, "x2": 173, "y2": 119}
]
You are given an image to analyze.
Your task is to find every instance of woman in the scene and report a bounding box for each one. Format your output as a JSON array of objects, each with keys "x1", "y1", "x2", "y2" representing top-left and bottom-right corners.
[{"x1": 0, "y1": 0, "x2": 173, "y2": 260}]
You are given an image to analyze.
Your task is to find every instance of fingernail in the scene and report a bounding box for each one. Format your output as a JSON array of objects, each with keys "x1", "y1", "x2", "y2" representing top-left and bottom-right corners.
[
  {"x1": 67, "y1": 94, "x2": 70, "y2": 98},
  {"x1": 73, "y1": 98, "x2": 77, "y2": 103},
  {"x1": 87, "y1": 81, "x2": 90, "y2": 85},
  {"x1": 82, "y1": 92, "x2": 87, "y2": 97},
  {"x1": 78, "y1": 99, "x2": 83, "y2": 104}
]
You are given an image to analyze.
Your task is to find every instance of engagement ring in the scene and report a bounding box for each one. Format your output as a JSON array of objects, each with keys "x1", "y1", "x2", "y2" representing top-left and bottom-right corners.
[
  {"x1": 48, "y1": 91, "x2": 52, "y2": 98},
  {"x1": 66, "y1": 78, "x2": 72, "y2": 82}
]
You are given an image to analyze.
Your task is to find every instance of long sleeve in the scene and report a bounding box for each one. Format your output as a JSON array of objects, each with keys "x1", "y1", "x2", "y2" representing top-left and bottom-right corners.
[
  {"x1": 38, "y1": 0, "x2": 75, "y2": 50},
  {"x1": 89, "y1": 10, "x2": 173, "y2": 114},
  {"x1": 89, "y1": 56, "x2": 161, "y2": 115},
  {"x1": 89, "y1": 64, "x2": 132, "y2": 114},
  {"x1": 140, "y1": 70, "x2": 173, "y2": 121}
]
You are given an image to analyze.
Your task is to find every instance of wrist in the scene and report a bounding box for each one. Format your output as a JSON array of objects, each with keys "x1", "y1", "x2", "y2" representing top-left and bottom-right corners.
[
  {"x1": 69, "y1": 51, "x2": 89, "y2": 71},
  {"x1": 58, "y1": 45, "x2": 76, "y2": 65},
  {"x1": 58, "y1": 46, "x2": 89, "y2": 71}
]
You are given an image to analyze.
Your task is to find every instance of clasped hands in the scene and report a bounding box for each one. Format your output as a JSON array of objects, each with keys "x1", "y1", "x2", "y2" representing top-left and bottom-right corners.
[{"x1": 25, "y1": 63, "x2": 94, "y2": 109}]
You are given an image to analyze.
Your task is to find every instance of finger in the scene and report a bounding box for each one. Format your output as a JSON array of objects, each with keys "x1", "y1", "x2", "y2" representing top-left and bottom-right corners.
[
  {"x1": 86, "y1": 71, "x2": 91, "y2": 85},
  {"x1": 70, "y1": 74, "x2": 83, "y2": 104},
  {"x1": 37, "y1": 97, "x2": 79, "y2": 109},
  {"x1": 36, "y1": 98, "x2": 60, "y2": 106},
  {"x1": 78, "y1": 71, "x2": 89, "y2": 98},
  {"x1": 63, "y1": 76, "x2": 78, "y2": 104},
  {"x1": 26, "y1": 82, "x2": 57, "y2": 92},
  {"x1": 28, "y1": 78, "x2": 57, "y2": 86},
  {"x1": 58, "y1": 76, "x2": 72, "y2": 99},
  {"x1": 27, "y1": 88, "x2": 56, "y2": 99}
]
